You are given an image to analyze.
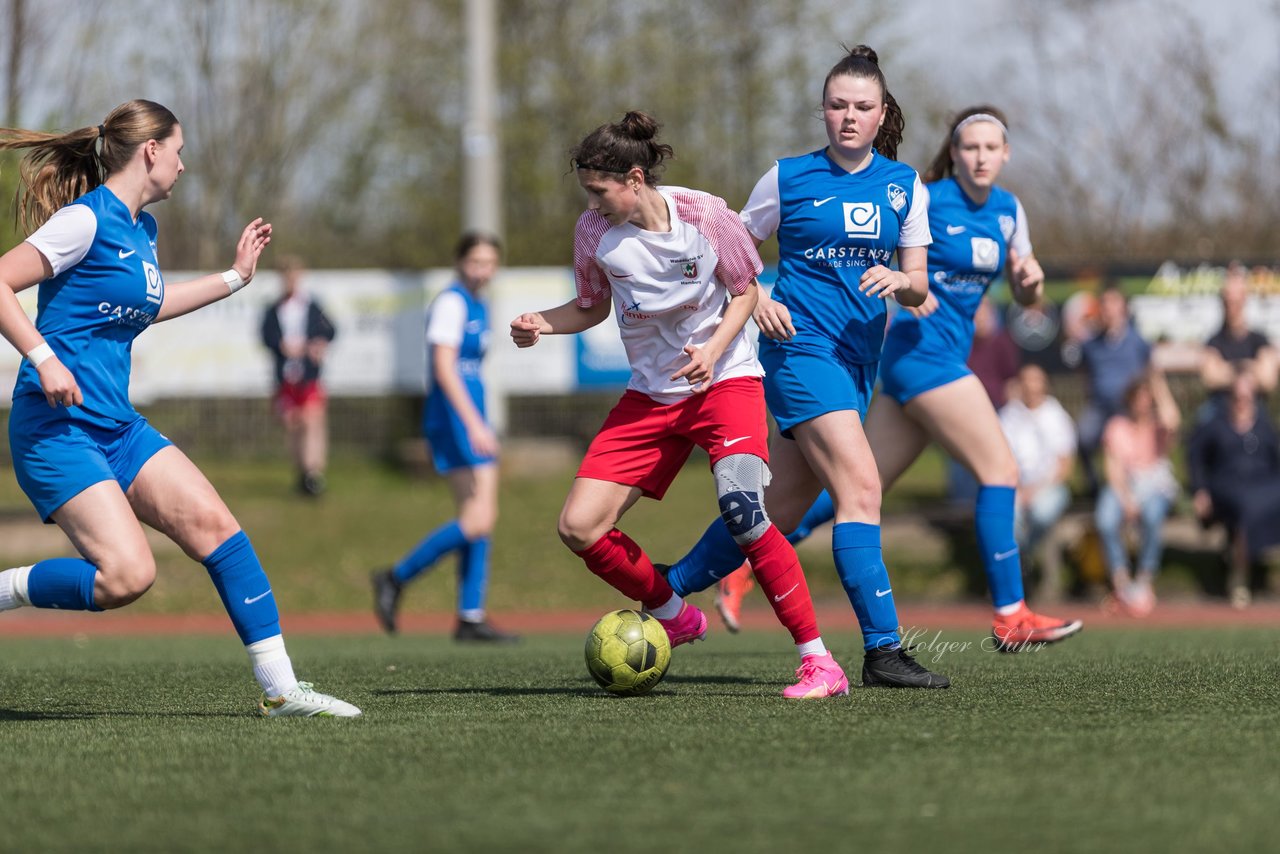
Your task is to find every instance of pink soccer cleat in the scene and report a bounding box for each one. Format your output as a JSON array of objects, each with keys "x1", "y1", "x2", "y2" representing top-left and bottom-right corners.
[
  {"x1": 654, "y1": 602, "x2": 708, "y2": 648},
  {"x1": 782, "y1": 652, "x2": 850, "y2": 699}
]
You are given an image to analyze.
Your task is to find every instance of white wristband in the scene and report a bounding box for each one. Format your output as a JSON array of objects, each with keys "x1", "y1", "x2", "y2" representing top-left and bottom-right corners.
[
  {"x1": 26, "y1": 343, "x2": 54, "y2": 367},
  {"x1": 222, "y1": 269, "x2": 246, "y2": 293}
]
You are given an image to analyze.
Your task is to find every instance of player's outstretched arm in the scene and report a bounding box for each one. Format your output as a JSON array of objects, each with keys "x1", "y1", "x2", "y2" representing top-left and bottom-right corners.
[
  {"x1": 510, "y1": 298, "x2": 609, "y2": 347},
  {"x1": 156, "y1": 219, "x2": 272, "y2": 322}
]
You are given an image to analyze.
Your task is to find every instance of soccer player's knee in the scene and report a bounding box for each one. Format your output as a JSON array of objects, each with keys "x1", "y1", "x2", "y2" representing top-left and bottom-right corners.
[
  {"x1": 843, "y1": 481, "x2": 882, "y2": 521},
  {"x1": 714, "y1": 454, "x2": 772, "y2": 545},
  {"x1": 557, "y1": 506, "x2": 604, "y2": 552},
  {"x1": 96, "y1": 551, "x2": 156, "y2": 609}
]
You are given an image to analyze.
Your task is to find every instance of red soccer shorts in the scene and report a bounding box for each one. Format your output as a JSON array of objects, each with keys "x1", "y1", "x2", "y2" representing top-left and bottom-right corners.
[
  {"x1": 576, "y1": 376, "x2": 770, "y2": 500},
  {"x1": 274, "y1": 380, "x2": 327, "y2": 416}
]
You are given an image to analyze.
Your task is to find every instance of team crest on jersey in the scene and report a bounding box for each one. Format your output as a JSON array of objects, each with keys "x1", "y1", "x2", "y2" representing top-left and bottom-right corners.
[
  {"x1": 843, "y1": 202, "x2": 881, "y2": 239},
  {"x1": 886, "y1": 183, "x2": 907, "y2": 212},
  {"x1": 998, "y1": 215, "x2": 1015, "y2": 241},
  {"x1": 971, "y1": 237, "x2": 1000, "y2": 272},
  {"x1": 683, "y1": 261, "x2": 698, "y2": 279},
  {"x1": 141, "y1": 260, "x2": 164, "y2": 305}
]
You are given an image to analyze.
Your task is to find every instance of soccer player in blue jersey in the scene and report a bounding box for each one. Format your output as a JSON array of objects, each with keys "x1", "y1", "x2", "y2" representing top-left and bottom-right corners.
[
  {"x1": 0, "y1": 100, "x2": 360, "y2": 716},
  {"x1": 371, "y1": 232, "x2": 517, "y2": 642},
  {"x1": 662, "y1": 45, "x2": 949, "y2": 688},
  {"x1": 675, "y1": 105, "x2": 1084, "y2": 654}
]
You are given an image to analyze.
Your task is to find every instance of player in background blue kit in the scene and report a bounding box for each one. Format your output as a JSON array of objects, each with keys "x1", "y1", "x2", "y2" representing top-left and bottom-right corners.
[
  {"x1": 678, "y1": 106, "x2": 1084, "y2": 652},
  {"x1": 371, "y1": 233, "x2": 517, "y2": 642},
  {"x1": 663, "y1": 45, "x2": 948, "y2": 688},
  {"x1": 0, "y1": 100, "x2": 360, "y2": 717}
]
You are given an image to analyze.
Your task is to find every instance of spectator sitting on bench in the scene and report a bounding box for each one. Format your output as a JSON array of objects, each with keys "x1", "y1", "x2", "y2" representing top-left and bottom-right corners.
[
  {"x1": 999, "y1": 363, "x2": 1076, "y2": 562},
  {"x1": 1187, "y1": 371, "x2": 1280, "y2": 609},
  {"x1": 1199, "y1": 264, "x2": 1278, "y2": 419},
  {"x1": 1095, "y1": 368, "x2": 1181, "y2": 616}
]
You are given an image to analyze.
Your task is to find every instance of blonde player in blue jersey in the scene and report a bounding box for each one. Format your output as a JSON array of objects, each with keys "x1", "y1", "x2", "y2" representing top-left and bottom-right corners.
[
  {"x1": 664, "y1": 45, "x2": 949, "y2": 688},
  {"x1": 670, "y1": 105, "x2": 1084, "y2": 654},
  {"x1": 371, "y1": 232, "x2": 517, "y2": 642},
  {"x1": 0, "y1": 100, "x2": 360, "y2": 716}
]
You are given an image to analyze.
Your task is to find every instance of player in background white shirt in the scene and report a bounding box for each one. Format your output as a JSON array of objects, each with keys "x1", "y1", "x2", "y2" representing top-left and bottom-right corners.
[{"x1": 511, "y1": 112, "x2": 847, "y2": 698}]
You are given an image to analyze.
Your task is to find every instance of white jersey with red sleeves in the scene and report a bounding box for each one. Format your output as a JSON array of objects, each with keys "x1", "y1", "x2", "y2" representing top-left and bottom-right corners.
[{"x1": 573, "y1": 186, "x2": 765, "y2": 403}]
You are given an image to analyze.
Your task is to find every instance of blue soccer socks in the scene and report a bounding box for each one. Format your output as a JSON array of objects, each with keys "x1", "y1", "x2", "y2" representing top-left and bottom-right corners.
[
  {"x1": 203, "y1": 530, "x2": 282, "y2": 645},
  {"x1": 393, "y1": 520, "x2": 469, "y2": 584},
  {"x1": 25, "y1": 558, "x2": 102, "y2": 612},
  {"x1": 457, "y1": 536, "x2": 491, "y2": 619},
  {"x1": 832, "y1": 522, "x2": 900, "y2": 651},
  {"x1": 975, "y1": 486, "x2": 1026, "y2": 610},
  {"x1": 665, "y1": 519, "x2": 743, "y2": 597}
]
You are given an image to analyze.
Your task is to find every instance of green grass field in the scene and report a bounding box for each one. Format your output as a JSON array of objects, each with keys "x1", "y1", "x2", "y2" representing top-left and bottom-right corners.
[{"x1": 4, "y1": 627, "x2": 1278, "y2": 853}]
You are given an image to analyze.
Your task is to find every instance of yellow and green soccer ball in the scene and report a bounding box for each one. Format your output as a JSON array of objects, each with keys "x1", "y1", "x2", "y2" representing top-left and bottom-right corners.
[{"x1": 584, "y1": 609, "x2": 671, "y2": 696}]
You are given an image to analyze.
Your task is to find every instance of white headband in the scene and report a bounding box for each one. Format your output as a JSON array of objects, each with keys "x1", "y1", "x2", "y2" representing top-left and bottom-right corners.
[{"x1": 952, "y1": 113, "x2": 1008, "y2": 141}]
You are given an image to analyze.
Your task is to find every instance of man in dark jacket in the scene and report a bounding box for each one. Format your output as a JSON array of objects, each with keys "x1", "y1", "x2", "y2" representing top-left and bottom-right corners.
[{"x1": 261, "y1": 257, "x2": 337, "y2": 496}]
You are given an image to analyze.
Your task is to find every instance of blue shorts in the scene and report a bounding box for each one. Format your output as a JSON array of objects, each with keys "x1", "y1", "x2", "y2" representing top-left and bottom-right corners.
[
  {"x1": 758, "y1": 335, "x2": 877, "y2": 438},
  {"x1": 878, "y1": 347, "x2": 971, "y2": 405},
  {"x1": 424, "y1": 410, "x2": 496, "y2": 475},
  {"x1": 8, "y1": 402, "x2": 173, "y2": 522}
]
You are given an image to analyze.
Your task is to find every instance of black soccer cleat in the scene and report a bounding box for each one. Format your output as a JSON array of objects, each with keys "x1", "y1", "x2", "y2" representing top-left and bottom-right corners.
[
  {"x1": 862, "y1": 645, "x2": 951, "y2": 689},
  {"x1": 299, "y1": 471, "x2": 327, "y2": 497},
  {"x1": 371, "y1": 568, "x2": 402, "y2": 635},
  {"x1": 454, "y1": 619, "x2": 520, "y2": 643}
]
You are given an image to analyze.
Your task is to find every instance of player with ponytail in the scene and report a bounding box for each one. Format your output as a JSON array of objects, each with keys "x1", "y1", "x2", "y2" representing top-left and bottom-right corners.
[
  {"x1": 671, "y1": 98, "x2": 1084, "y2": 657},
  {"x1": 0, "y1": 100, "x2": 360, "y2": 716},
  {"x1": 663, "y1": 45, "x2": 951, "y2": 688}
]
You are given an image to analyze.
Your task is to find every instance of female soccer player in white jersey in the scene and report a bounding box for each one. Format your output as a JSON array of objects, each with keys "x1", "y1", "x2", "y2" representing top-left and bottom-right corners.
[
  {"x1": 663, "y1": 45, "x2": 950, "y2": 688},
  {"x1": 510, "y1": 111, "x2": 847, "y2": 699},
  {"x1": 372, "y1": 232, "x2": 517, "y2": 643},
  {"x1": 672, "y1": 104, "x2": 1084, "y2": 654},
  {"x1": 0, "y1": 100, "x2": 359, "y2": 717}
]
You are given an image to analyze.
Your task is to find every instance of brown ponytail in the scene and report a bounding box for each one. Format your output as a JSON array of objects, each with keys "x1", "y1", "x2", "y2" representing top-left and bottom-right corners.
[{"x1": 0, "y1": 99, "x2": 179, "y2": 233}]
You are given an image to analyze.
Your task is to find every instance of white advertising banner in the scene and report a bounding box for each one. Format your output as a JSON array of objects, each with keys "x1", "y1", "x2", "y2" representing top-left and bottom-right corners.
[{"x1": 0, "y1": 267, "x2": 629, "y2": 409}]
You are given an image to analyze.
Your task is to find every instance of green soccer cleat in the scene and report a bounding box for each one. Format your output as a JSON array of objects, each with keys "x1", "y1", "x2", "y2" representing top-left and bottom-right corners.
[{"x1": 258, "y1": 682, "x2": 362, "y2": 717}]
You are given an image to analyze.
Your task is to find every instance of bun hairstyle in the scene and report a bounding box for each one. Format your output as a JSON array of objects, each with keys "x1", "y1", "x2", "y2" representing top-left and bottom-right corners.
[
  {"x1": 0, "y1": 99, "x2": 179, "y2": 233},
  {"x1": 923, "y1": 104, "x2": 1010, "y2": 183},
  {"x1": 822, "y1": 44, "x2": 904, "y2": 161},
  {"x1": 570, "y1": 110, "x2": 674, "y2": 186}
]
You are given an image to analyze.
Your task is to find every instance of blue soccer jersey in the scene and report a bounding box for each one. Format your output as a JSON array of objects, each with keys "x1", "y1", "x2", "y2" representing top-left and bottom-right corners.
[
  {"x1": 883, "y1": 177, "x2": 1031, "y2": 363},
  {"x1": 15, "y1": 185, "x2": 164, "y2": 429},
  {"x1": 423, "y1": 283, "x2": 491, "y2": 470},
  {"x1": 741, "y1": 149, "x2": 931, "y2": 365}
]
